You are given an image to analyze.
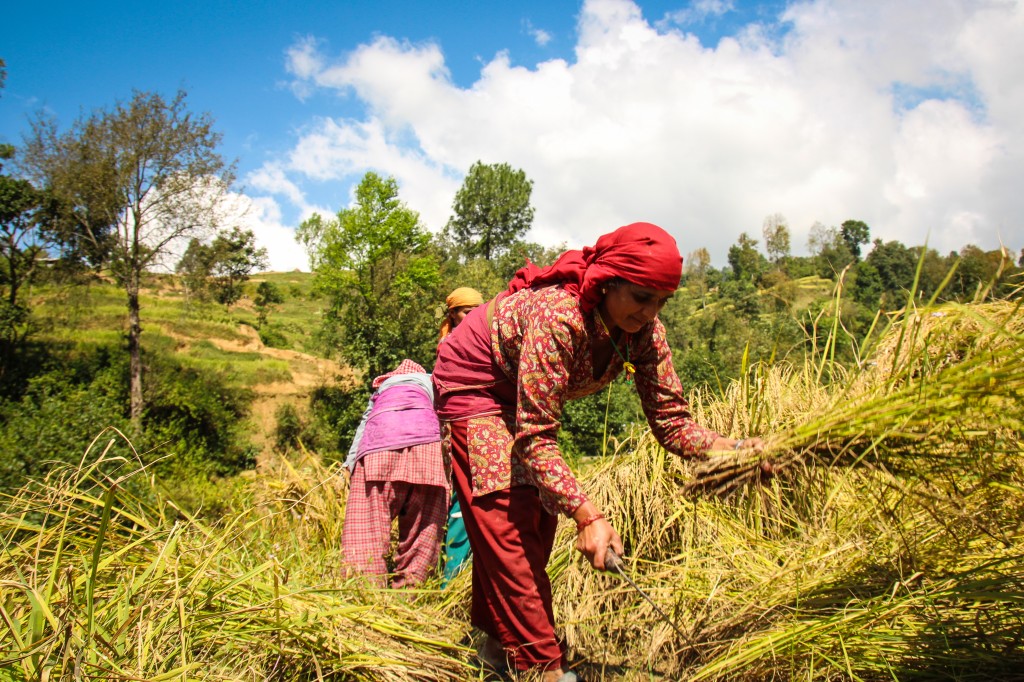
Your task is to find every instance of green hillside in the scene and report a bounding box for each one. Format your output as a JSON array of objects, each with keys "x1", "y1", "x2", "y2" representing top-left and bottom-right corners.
[{"x1": 0, "y1": 270, "x2": 359, "y2": 518}]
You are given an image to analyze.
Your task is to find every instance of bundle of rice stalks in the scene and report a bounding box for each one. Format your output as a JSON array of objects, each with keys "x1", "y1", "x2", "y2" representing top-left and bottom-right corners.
[
  {"x1": 248, "y1": 445, "x2": 352, "y2": 582},
  {"x1": 0, "y1": 430, "x2": 471, "y2": 681},
  {"x1": 685, "y1": 300, "x2": 1024, "y2": 498}
]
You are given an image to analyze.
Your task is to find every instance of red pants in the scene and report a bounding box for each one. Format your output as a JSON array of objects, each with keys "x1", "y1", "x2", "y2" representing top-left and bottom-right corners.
[{"x1": 448, "y1": 420, "x2": 564, "y2": 672}]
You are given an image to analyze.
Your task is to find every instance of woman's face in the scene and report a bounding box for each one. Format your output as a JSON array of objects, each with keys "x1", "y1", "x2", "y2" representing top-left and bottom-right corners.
[
  {"x1": 600, "y1": 282, "x2": 674, "y2": 333},
  {"x1": 449, "y1": 305, "x2": 478, "y2": 328}
]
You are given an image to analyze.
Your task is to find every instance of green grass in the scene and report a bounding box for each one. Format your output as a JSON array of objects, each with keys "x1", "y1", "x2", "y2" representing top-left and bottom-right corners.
[
  {"x1": 182, "y1": 340, "x2": 293, "y2": 385},
  {"x1": 26, "y1": 272, "x2": 324, "y2": 383}
]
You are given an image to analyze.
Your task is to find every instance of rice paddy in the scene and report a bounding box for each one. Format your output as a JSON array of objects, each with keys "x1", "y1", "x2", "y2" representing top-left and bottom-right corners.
[{"x1": 2, "y1": 298, "x2": 1022, "y2": 680}]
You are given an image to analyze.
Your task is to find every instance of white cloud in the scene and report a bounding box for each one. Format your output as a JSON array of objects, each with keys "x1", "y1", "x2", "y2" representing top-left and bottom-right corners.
[
  {"x1": 663, "y1": 0, "x2": 735, "y2": 28},
  {"x1": 284, "y1": 36, "x2": 326, "y2": 101},
  {"x1": 246, "y1": 163, "x2": 307, "y2": 207},
  {"x1": 251, "y1": 0, "x2": 1022, "y2": 269},
  {"x1": 532, "y1": 28, "x2": 553, "y2": 47},
  {"x1": 524, "y1": 19, "x2": 554, "y2": 47},
  {"x1": 221, "y1": 191, "x2": 310, "y2": 272}
]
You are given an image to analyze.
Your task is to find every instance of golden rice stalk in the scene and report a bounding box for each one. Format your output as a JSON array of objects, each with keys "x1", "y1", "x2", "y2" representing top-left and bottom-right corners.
[
  {"x1": 0, "y1": 432, "x2": 472, "y2": 681},
  {"x1": 548, "y1": 301, "x2": 1024, "y2": 679},
  {"x1": 685, "y1": 300, "x2": 1024, "y2": 498}
]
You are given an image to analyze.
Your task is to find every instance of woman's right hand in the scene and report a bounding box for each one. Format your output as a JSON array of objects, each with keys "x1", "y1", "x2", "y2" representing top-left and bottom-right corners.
[{"x1": 573, "y1": 503, "x2": 623, "y2": 571}]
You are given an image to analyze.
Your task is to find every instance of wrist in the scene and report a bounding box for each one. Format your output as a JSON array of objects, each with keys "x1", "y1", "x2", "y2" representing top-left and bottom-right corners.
[
  {"x1": 571, "y1": 500, "x2": 598, "y2": 522},
  {"x1": 576, "y1": 512, "x2": 604, "y2": 533}
]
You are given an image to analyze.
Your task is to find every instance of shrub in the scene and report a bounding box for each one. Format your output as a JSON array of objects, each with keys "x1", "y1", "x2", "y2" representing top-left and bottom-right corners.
[
  {"x1": 274, "y1": 402, "x2": 304, "y2": 452},
  {"x1": 307, "y1": 382, "x2": 371, "y2": 462},
  {"x1": 259, "y1": 324, "x2": 290, "y2": 349},
  {"x1": 0, "y1": 361, "x2": 133, "y2": 492},
  {"x1": 0, "y1": 344, "x2": 257, "y2": 494},
  {"x1": 143, "y1": 351, "x2": 257, "y2": 476}
]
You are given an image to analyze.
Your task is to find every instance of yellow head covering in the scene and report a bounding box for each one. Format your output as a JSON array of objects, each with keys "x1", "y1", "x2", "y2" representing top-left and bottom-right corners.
[
  {"x1": 446, "y1": 287, "x2": 484, "y2": 310},
  {"x1": 439, "y1": 287, "x2": 484, "y2": 341}
]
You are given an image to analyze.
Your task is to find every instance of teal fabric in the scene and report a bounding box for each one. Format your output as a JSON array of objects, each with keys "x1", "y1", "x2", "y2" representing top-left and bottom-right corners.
[{"x1": 442, "y1": 495, "x2": 472, "y2": 586}]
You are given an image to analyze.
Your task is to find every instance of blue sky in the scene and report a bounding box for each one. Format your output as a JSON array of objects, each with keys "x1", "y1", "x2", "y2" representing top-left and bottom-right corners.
[{"x1": 3, "y1": 0, "x2": 1021, "y2": 271}]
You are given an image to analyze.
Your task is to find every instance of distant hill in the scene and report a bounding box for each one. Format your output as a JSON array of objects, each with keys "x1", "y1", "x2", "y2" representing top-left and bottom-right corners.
[{"x1": 28, "y1": 270, "x2": 353, "y2": 464}]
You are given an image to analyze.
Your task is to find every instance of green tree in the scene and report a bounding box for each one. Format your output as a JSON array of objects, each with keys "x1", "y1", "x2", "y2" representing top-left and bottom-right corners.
[
  {"x1": 840, "y1": 219, "x2": 871, "y2": 261},
  {"x1": 445, "y1": 161, "x2": 535, "y2": 261},
  {"x1": 851, "y1": 261, "x2": 884, "y2": 308},
  {"x1": 21, "y1": 90, "x2": 234, "y2": 425},
  {"x1": 0, "y1": 146, "x2": 43, "y2": 308},
  {"x1": 208, "y1": 227, "x2": 268, "y2": 306},
  {"x1": 297, "y1": 172, "x2": 441, "y2": 378},
  {"x1": 176, "y1": 237, "x2": 215, "y2": 302},
  {"x1": 762, "y1": 214, "x2": 791, "y2": 267},
  {"x1": 22, "y1": 114, "x2": 119, "y2": 271},
  {"x1": 808, "y1": 222, "x2": 854, "y2": 279},
  {"x1": 727, "y1": 232, "x2": 764, "y2": 282},
  {"x1": 864, "y1": 239, "x2": 916, "y2": 308},
  {"x1": 0, "y1": 145, "x2": 45, "y2": 379},
  {"x1": 910, "y1": 245, "x2": 949, "y2": 301},
  {"x1": 952, "y1": 244, "x2": 1021, "y2": 301},
  {"x1": 254, "y1": 280, "x2": 284, "y2": 329},
  {"x1": 683, "y1": 247, "x2": 711, "y2": 308}
]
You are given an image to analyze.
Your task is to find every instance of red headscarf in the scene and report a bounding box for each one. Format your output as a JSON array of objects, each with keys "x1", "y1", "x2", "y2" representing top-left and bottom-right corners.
[{"x1": 505, "y1": 222, "x2": 683, "y2": 312}]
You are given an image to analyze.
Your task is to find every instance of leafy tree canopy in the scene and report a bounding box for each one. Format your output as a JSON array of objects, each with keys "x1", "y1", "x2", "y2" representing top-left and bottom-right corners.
[
  {"x1": 727, "y1": 232, "x2": 765, "y2": 282},
  {"x1": 840, "y1": 220, "x2": 871, "y2": 261},
  {"x1": 297, "y1": 172, "x2": 441, "y2": 378},
  {"x1": 445, "y1": 161, "x2": 535, "y2": 261},
  {"x1": 19, "y1": 89, "x2": 234, "y2": 423},
  {"x1": 762, "y1": 214, "x2": 791, "y2": 266}
]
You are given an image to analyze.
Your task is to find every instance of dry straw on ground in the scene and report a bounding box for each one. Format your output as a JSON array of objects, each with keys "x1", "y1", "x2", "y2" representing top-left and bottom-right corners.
[
  {"x1": 551, "y1": 299, "x2": 1024, "y2": 679},
  {"x1": 0, "y1": 434, "x2": 472, "y2": 681}
]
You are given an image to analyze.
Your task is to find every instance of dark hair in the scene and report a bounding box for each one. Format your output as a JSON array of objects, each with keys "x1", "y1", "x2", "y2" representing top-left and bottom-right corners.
[{"x1": 604, "y1": 276, "x2": 629, "y2": 289}]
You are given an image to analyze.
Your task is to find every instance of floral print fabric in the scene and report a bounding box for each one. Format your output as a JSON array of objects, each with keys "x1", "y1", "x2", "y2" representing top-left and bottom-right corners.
[{"x1": 468, "y1": 286, "x2": 720, "y2": 517}]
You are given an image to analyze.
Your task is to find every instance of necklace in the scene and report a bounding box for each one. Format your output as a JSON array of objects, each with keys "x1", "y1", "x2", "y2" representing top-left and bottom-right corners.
[{"x1": 596, "y1": 312, "x2": 635, "y2": 382}]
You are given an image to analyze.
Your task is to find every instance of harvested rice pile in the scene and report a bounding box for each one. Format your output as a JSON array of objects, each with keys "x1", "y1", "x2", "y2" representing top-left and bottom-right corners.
[{"x1": 551, "y1": 300, "x2": 1024, "y2": 680}]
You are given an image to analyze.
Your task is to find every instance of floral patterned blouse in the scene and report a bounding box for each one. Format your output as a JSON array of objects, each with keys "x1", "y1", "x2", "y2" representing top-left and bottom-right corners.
[{"x1": 457, "y1": 285, "x2": 720, "y2": 517}]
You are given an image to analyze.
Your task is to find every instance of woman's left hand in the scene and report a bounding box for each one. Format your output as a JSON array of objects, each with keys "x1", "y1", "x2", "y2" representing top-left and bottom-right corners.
[{"x1": 572, "y1": 502, "x2": 623, "y2": 571}]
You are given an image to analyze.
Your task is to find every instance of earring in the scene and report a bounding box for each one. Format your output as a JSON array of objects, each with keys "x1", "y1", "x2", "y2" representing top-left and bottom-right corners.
[{"x1": 601, "y1": 288, "x2": 607, "y2": 294}]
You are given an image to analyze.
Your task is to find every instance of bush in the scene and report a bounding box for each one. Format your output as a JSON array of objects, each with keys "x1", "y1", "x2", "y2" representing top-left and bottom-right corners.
[
  {"x1": 143, "y1": 352, "x2": 258, "y2": 476},
  {"x1": 0, "y1": 360, "x2": 133, "y2": 493},
  {"x1": 559, "y1": 381, "x2": 642, "y2": 462},
  {"x1": 307, "y1": 383, "x2": 371, "y2": 462},
  {"x1": 274, "y1": 402, "x2": 304, "y2": 452},
  {"x1": 259, "y1": 324, "x2": 290, "y2": 349},
  {"x1": 0, "y1": 344, "x2": 258, "y2": 495}
]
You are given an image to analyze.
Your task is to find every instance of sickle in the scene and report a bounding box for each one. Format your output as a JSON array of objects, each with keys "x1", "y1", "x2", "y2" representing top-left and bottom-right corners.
[{"x1": 604, "y1": 548, "x2": 694, "y2": 647}]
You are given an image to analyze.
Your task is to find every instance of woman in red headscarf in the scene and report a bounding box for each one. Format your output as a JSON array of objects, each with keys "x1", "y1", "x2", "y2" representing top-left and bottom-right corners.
[{"x1": 433, "y1": 223, "x2": 764, "y2": 681}]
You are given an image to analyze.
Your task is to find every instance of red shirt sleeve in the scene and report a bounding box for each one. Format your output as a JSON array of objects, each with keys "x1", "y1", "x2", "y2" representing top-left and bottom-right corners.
[{"x1": 631, "y1": 319, "x2": 720, "y2": 455}]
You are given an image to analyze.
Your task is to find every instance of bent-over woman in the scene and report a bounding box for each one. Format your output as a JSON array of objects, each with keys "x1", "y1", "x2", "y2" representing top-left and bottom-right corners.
[
  {"x1": 432, "y1": 222, "x2": 764, "y2": 681},
  {"x1": 342, "y1": 359, "x2": 448, "y2": 588}
]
